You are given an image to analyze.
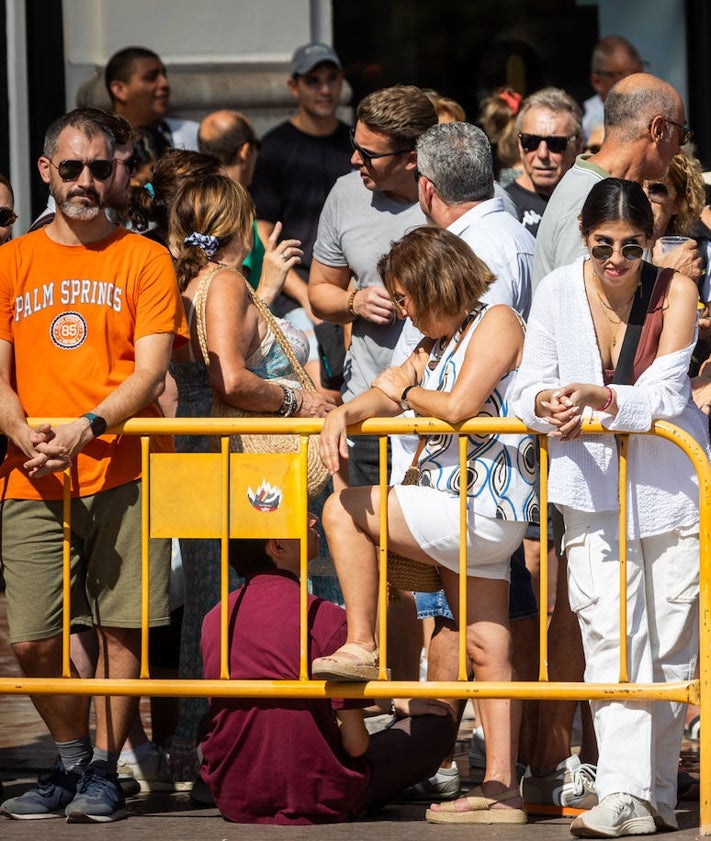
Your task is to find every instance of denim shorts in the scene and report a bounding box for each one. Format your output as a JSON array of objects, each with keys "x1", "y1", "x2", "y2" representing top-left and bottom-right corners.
[{"x1": 414, "y1": 542, "x2": 538, "y2": 622}]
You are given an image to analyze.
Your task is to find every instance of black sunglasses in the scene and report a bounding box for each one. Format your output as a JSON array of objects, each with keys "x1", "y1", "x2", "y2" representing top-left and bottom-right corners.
[
  {"x1": 590, "y1": 243, "x2": 644, "y2": 261},
  {"x1": 50, "y1": 159, "x2": 114, "y2": 182},
  {"x1": 115, "y1": 154, "x2": 139, "y2": 175},
  {"x1": 518, "y1": 133, "x2": 574, "y2": 154},
  {"x1": 349, "y1": 128, "x2": 413, "y2": 167},
  {"x1": 0, "y1": 207, "x2": 17, "y2": 227}
]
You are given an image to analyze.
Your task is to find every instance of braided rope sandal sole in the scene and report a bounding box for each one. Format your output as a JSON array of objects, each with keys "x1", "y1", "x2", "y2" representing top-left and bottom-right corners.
[
  {"x1": 312, "y1": 642, "x2": 390, "y2": 681},
  {"x1": 426, "y1": 786, "x2": 527, "y2": 824}
]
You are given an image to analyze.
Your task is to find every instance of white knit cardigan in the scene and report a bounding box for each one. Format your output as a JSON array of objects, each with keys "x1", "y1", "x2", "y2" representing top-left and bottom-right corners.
[{"x1": 511, "y1": 257, "x2": 710, "y2": 537}]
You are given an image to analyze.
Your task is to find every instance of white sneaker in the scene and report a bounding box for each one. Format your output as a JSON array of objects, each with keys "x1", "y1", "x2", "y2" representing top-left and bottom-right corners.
[
  {"x1": 117, "y1": 743, "x2": 176, "y2": 793},
  {"x1": 570, "y1": 792, "x2": 656, "y2": 838},
  {"x1": 400, "y1": 761, "x2": 461, "y2": 802}
]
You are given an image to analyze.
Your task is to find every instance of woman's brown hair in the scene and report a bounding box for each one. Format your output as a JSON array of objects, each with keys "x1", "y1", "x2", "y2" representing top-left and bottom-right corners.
[{"x1": 378, "y1": 226, "x2": 495, "y2": 323}]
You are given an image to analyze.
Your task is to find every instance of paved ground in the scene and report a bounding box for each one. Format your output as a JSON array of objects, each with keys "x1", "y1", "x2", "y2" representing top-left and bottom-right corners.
[{"x1": 0, "y1": 591, "x2": 704, "y2": 839}]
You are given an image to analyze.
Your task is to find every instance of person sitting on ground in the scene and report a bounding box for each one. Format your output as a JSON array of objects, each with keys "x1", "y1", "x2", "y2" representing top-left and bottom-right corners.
[
  {"x1": 313, "y1": 225, "x2": 537, "y2": 826},
  {"x1": 200, "y1": 514, "x2": 456, "y2": 824}
]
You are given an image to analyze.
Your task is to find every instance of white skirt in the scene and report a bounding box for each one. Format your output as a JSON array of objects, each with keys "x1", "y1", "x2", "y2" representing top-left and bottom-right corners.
[{"x1": 393, "y1": 484, "x2": 527, "y2": 580}]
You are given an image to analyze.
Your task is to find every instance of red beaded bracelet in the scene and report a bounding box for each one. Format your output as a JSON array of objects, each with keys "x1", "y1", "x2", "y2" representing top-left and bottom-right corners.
[{"x1": 599, "y1": 386, "x2": 614, "y2": 412}]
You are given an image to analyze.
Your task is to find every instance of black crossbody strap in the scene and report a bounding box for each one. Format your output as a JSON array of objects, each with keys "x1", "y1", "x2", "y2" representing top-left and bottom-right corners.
[{"x1": 613, "y1": 261, "x2": 658, "y2": 386}]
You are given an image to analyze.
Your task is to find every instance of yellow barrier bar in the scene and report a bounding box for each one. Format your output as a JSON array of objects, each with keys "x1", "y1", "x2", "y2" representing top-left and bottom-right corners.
[
  {"x1": 219, "y1": 436, "x2": 230, "y2": 681},
  {"x1": 378, "y1": 433, "x2": 389, "y2": 680},
  {"x1": 618, "y1": 434, "x2": 629, "y2": 684},
  {"x1": 140, "y1": 436, "x2": 151, "y2": 678},
  {"x1": 0, "y1": 677, "x2": 694, "y2": 702},
  {"x1": 61, "y1": 470, "x2": 71, "y2": 679},
  {"x1": 17, "y1": 414, "x2": 711, "y2": 834},
  {"x1": 538, "y1": 436, "x2": 549, "y2": 681},
  {"x1": 298, "y1": 433, "x2": 309, "y2": 682},
  {"x1": 457, "y1": 433, "x2": 468, "y2": 682}
]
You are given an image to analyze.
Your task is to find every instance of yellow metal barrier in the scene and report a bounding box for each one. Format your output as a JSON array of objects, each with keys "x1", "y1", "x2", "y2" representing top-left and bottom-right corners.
[{"x1": 0, "y1": 416, "x2": 709, "y2": 831}]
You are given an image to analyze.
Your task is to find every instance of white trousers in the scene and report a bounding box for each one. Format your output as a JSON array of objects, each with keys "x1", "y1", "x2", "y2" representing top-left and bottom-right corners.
[{"x1": 561, "y1": 507, "x2": 699, "y2": 810}]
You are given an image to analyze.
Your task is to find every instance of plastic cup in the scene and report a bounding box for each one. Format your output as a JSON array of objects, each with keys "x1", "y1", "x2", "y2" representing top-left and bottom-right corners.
[{"x1": 658, "y1": 235, "x2": 693, "y2": 254}]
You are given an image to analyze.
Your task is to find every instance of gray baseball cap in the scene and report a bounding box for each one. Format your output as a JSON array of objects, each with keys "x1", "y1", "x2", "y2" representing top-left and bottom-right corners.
[{"x1": 290, "y1": 42, "x2": 342, "y2": 76}]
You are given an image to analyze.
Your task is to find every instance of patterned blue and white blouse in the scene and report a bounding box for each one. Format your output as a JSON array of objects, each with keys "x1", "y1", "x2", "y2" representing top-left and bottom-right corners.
[{"x1": 418, "y1": 305, "x2": 538, "y2": 523}]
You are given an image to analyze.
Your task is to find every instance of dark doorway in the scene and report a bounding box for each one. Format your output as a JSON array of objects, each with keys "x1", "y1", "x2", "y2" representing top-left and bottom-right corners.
[{"x1": 334, "y1": 0, "x2": 598, "y2": 122}]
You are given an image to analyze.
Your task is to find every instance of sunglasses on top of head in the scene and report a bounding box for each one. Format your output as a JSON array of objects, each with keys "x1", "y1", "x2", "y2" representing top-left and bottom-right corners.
[
  {"x1": 49, "y1": 159, "x2": 114, "y2": 182},
  {"x1": 590, "y1": 243, "x2": 644, "y2": 261},
  {"x1": 0, "y1": 207, "x2": 17, "y2": 227},
  {"x1": 349, "y1": 128, "x2": 413, "y2": 167},
  {"x1": 518, "y1": 133, "x2": 574, "y2": 154}
]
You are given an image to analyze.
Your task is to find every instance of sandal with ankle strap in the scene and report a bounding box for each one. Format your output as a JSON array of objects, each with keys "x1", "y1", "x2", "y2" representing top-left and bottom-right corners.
[
  {"x1": 426, "y1": 786, "x2": 527, "y2": 824},
  {"x1": 312, "y1": 642, "x2": 389, "y2": 681}
]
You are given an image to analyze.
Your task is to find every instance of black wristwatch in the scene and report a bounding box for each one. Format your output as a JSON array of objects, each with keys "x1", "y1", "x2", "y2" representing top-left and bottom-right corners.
[
  {"x1": 400, "y1": 385, "x2": 417, "y2": 412},
  {"x1": 81, "y1": 412, "x2": 107, "y2": 437}
]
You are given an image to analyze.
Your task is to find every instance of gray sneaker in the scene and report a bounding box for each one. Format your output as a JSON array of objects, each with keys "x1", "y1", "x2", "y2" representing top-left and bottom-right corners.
[
  {"x1": 65, "y1": 762, "x2": 126, "y2": 823},
  {"x1": 570, "y1": 792, "x2": 656, "y2": 838},
  {"x1": 522, "y1": 754, "x2": 598, "y2": 811},
  {"x1": 0, "y1": 760, "x2": 80, "y2": 820}
]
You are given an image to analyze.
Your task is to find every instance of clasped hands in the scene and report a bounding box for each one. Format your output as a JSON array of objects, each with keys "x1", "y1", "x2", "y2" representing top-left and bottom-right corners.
[
  {"x1": 538, "y1": 382, "x2": 607, "y2": 441},
  {"x1": 21, "y1": 418, "x2": 93, "y2": 478}
]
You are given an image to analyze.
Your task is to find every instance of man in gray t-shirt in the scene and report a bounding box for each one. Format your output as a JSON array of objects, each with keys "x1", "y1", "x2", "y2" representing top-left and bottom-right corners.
[{"x1": 309, "y1": 85, "x2": 437, "y2": 486}]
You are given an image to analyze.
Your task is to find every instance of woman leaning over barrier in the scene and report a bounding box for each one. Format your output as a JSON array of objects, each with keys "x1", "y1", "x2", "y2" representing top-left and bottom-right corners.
[
  {"x1": 511, "y1": 177, "x2": 710, "y2": 838},
  {"x1": 313, "y1": 225, "x2": 538, "y2": 825}
]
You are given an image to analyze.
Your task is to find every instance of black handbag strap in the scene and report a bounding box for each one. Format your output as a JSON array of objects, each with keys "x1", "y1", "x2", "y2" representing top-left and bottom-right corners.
[{"x1": 613, "y1": 260, "x2": 659, "y2": 386}]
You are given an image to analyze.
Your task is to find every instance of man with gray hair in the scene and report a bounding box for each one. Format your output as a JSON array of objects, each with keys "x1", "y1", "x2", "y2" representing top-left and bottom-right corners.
[
  {"x1": 416, "y1": 121, "x2": 535, "y2": 317},
  {"x1": 533, "y1": 72, "x2": 695, "y2": 288},
  {"x1": 506, "y1": 88, "x2": 583, "y2": 236}
]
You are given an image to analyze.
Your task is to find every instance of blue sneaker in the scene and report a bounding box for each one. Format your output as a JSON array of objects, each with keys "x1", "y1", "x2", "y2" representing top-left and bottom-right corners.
[
  {"x1": 65, "y1": 762, "x2": 126, "y2": 823},
  {"x1": 0, "y1": 760, "x2": 80, "y2": 819}
]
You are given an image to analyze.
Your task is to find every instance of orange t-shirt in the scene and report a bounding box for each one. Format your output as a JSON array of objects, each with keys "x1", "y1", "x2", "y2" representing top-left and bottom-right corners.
[{"x1": 0, "y1": 227, "x2": 187, "y2": 500}]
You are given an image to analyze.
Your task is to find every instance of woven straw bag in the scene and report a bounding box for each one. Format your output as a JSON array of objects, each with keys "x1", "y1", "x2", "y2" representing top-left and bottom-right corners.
[
  {"x1": 387, "y1": 440, "x2": 442, "y2": 594},
  {"x1": 194, "y1": 266, "x2": 330, "y2": 500}
]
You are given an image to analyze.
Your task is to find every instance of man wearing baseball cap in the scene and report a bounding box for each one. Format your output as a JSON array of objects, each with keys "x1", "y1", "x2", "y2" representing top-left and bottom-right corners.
[{"x1": 251, "y1": 43, "x2": 352, "y2": 397}]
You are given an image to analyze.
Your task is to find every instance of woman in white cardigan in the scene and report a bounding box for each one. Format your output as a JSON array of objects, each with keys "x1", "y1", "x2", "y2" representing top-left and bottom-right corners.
[{"x1": 512, "y1": 178, "x2": 709, "y2": 839}]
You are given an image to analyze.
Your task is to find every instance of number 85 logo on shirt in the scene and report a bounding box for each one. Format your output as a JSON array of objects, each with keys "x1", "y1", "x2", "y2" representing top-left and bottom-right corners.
[{"x1": 50, "y1": 311, "x2": 87, "y2": 349}]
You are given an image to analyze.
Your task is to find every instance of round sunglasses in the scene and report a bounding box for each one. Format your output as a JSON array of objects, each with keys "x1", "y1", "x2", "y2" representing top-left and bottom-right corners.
[{"x1": 590, "y1": 243, "x2": 644, "y2": 261}]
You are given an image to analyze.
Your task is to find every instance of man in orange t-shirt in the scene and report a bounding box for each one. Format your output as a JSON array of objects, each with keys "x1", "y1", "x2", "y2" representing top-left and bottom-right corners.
[{"x1": 0, "y1": 110, "x2": 186, "y2": 824}]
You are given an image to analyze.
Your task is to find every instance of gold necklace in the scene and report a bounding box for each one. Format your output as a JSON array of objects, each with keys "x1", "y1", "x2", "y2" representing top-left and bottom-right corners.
[{"x1": 588, "y1": 267, "x2": 640, "y2": 348}]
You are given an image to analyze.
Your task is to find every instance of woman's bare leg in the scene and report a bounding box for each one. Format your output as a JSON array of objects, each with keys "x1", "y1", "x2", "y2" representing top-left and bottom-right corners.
[
  {"x1": 321, "y1": 485, "x2": 437, "y2": 652},
  {"x1": 429, "y1": 568, "x2": 523, "y2": 813}
]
